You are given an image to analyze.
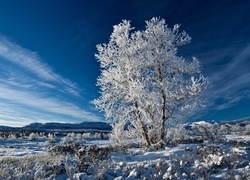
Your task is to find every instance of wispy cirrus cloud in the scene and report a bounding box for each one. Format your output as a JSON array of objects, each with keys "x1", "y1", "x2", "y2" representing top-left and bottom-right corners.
[
  {"x1": 0, "y1": 36, "x2": 102, "y2": 126},
  {"x1": 201, "y1": 43, "x2": 250, "y2": 112},
  {"x1": 0, "y1": 84, "x2": 101, "y2": 121},
  {"x1": 0, "y1": 36, "x2": 80, "y2": 97}
]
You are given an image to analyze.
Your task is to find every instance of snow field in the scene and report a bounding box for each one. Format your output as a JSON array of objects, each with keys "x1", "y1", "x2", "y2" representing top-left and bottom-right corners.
[
  {"x1": 0, "y1": 121, "x2": 250, "y2": 179},
  {"x1": 2, "y1": 139, "x2": 248, "y2": 179}
]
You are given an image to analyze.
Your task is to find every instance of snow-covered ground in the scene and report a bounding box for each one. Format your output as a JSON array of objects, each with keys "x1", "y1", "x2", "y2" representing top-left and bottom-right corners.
[
  {"x1": 0, "y1": 121, "x2": 249, "y2": 179},
  {"x1": 0, "y1": 139, "x2": 48, "y2": 157},
  {"x1": 0, "y1": 135, "x2": 249, "y2": 179},
  {"x1": 110, "y1": 144, "x2": 197, "y2": 165},
  {"x1": 0, "y1": 138, "x2": 111, "y2": 157}
]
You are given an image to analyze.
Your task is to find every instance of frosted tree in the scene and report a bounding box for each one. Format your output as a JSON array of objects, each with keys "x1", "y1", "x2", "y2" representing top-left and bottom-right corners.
[
  {"x1": 140, "y1": 18, "x2": 208, "y2": 143},
  {"x1": 94, "y1": 20, "x2": 151, "y2": 146},
  {"x1": 94, "y1": 17, "x2": 208, "y2": 147}
]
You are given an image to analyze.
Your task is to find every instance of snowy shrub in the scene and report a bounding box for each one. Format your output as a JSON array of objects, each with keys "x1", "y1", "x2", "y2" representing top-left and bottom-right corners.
[
  {"x1": 109, "y1": 123, "x2": 145, "y2": 148},
  {"x1": 27, "y1": 132, "x2": 46, "y2": 140},
  {"x1": 68, "y1": 132, "x2": 76, "y2": 137},
  {"x1": 59, "y1": 133, "x2": 85, "y2": 146},
  {"x1": 73, "y1": 173, "x2": 94, "y2": 180},
  {"x1": 82, "y1": 133, "x2": 91, "y2": 139},
  {"x1": 219, "y1": 124, "x2": 231, "y2": 134},
  {"x1": 47, "y1": 133, "x2": 57, "y2": 143},
  {"x1": 28, "y1": 132, "x2": 39, "y2": 140},
  {"x1": 17, "y1": 133, "x2": 27, "y2": 140},
  {"x1": 191, "y1": 122, "x2": 220, "y2": 141},
  {"x1": 92, "y1": 133, "x2": 98, "y2": 138},
  {"x1": 230, "y1": 124, "x2": 242, "y2": 133},
  {"x1": 58, "y1": 132, "x2": 108, "y2": 145},
  {"x1": 50, "y1": 139, "x2": 84, "y2": 155},
  {"x1": 0, "y1": 132, "x2": 19, "y2": 140},
  {"x1": 165, "y1": 125, "x2": 188, "y2": 144},
  {"x1": 0, "y1": 153, "x2": 71, "y2": 179},
  {"x1": 76, "y1": 133, "x2": 82, "y2": 139},
  {"x1": 243, "y1": 124, "x2": 250, "y2": 135},
  {"x1": 77, "y1": 145, "x2": 113, "y2": 163},
  {"x1": 0, "y1": 135, "x2": 5, "y2": 140},
  {"x1": 49, "y1": 143, "x2": 78, "y2": 155},
  {"x1": 39, "y1": 132, "x2": 46, "y2": 138},
  {"x1": 81, "y1": 132, "x2": 109, "y2": 139},
  {"x1": 219, "y1": 123, "x2": 246, "y2": 135},
  {"x1": 60, "y1": 136, "x2": 76, "y2": 145},
  {"x1": 8, "y1": 134, "x2": 17, "y2": 140},
  {"x1": 109, "y1": 124, "x2": 131, "y2": 148}
]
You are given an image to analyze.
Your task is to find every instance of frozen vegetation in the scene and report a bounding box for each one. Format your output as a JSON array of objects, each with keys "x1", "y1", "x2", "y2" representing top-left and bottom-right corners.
[{"x1": 0, "y1": 120, "x2": 249, "y2": 179}]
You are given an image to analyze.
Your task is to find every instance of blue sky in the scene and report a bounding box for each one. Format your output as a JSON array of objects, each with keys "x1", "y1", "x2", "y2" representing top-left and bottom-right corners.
[{"x1": 0, "y1": 0, "x2": 249, "y2": 126}]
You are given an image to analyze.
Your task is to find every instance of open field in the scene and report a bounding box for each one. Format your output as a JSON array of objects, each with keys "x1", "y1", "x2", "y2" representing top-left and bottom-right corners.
[{"x1": 0, "y1": 120, "x2": 249, "y2": 179}]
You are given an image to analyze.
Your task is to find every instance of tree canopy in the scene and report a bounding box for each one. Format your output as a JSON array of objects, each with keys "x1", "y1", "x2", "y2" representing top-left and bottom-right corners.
[{"x1": 94, "y1": 17, "x2": 208, "y2": 147}]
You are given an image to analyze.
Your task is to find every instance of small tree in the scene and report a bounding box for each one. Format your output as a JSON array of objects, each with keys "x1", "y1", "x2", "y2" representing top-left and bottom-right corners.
[{"x1": 94, "y1": 17, "x2": 208, "y2": 147}]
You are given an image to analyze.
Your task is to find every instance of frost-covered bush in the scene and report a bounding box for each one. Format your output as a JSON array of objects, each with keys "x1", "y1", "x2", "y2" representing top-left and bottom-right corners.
[
  {"x1": 49, "y1": 135, "x2": 85, "y2": 155},
  {"x1": 17, "y1": 133, "x2": 27, "y2": 140},
  {"x1": 243, "y1": 124, "x2": 250, "y2": 135},
  {"x1": 219, "y1": 124, "x2": 231, "y2": 134},
  {"x1": 230, "y1": 124, "x2": 242, "y2": 133},
  {"x1": 28, "y1": 132, "x2": 39, "y2": 140},
  {"x1": 0, "y1": 153, "x2": 73, "y2": 179},
  {"x1": 73, "y1": 173, "x2": 95, "y2": 180},
  {"x1": 165, "y1": 125, "x2": 188, "y2": 144},
  {"x1": 60, "y1": 136, "x2": 76, "y2": 145},
  {"x1": 0, "y1": 152, "x2": 85, "y2": 179},
  {"x1": 191, "y1": 122, "x2": 220, "y2": 141},
  {"x1": 218, "y1": 123, "x2": 246, "y2": 136},
  {"x1": 8, "y1": 134, "x2": 17, "y2": 140},
  {"x1": 47, "y1": 133, "x2": 57, "y2": 143},
  {"x1": 109, "y1": 123, "x2": 144, "y2": 148},
  {"x1": 82, "y1": 133, "x2": 91, "y2": 139},
  {"x1": 68, "y1": 132, "x2": 76, "y2": 137},
  {"x1": 94, "y1": 132, "x2": 102, "y2": 138},
  {"x1": 28, "y1": 132, "x2": 46, "y2": 140},
  {"x1": 60, "y1": 133, "x2": 85, "y2": 146},
  {"x1": 81, "y1": 132, "x2": 108, "y2": 139},
  {"x1": 1, "y1": 132, "x2": 46, "y2": 141},
  {"x1": 76, "y1": 133, "x2": 82, "y2": 139},
  {"x1": 0, "y1": 133, "x2": 21, "y2": 140},
  {"x1": 77, "y1": 145, "x2": 113, "y2": 163}
]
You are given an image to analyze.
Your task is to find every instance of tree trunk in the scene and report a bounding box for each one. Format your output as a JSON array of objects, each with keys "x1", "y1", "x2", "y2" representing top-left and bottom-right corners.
[
  {"x1": 157, "y1": 64, "x2": 166, "y2": 141},
  {"x1": 134, "y1": 101, "x2": 151, "y2": 146},
  {"x1": 160, "y1": 91, "x2": 166, "y2": 140}
]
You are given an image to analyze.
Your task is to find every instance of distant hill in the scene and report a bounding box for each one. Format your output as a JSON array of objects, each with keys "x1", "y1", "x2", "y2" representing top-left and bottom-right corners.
[
  {"x1": 24, "y1": 122, "x2": 111, "y2": 131},
  {"x1": 0, "y1": 125, "x2": 15, "y2": 131},
  {"x1": 0, "y1": 122, "x2": 111, "y2": 132}
]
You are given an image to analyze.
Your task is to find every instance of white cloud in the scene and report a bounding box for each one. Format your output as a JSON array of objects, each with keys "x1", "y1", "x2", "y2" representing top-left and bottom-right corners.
[
  {"x1": 0, "y1": 79, "x2": 102, "y2": 125},
  {"x1": 0, "y1": 36, "x2": 81, "y2": 97},
  {"x1": 0, "y1": 36, "x2": 103, "y2": 126},
  {"x1": 204, "y1": 44, "x2": 250, "y2": 111}
]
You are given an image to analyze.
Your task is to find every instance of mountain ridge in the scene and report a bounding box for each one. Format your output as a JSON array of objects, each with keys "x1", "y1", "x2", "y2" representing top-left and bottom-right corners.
[{"x1": 0, "y1": 121, "x2": 111, "y2": 132}]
